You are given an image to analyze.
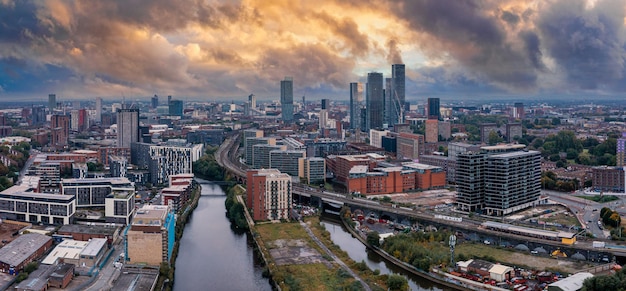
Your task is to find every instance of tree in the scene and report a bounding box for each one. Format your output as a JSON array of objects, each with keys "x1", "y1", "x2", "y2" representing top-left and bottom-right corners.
[
  {"x1": 488, "y1": 131, "x2": 502, "y2": 145},
  {"x1": 366, "y1": 231, "x2": 380, "y2": 247},
  {"x1": 387, "y1": 274, "x2": 408, "y2": 291}
]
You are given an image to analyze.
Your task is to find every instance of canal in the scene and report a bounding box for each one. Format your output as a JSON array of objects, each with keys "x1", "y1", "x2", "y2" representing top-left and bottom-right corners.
[
  {"x1": 174, "y1": 180, "x2": 272, "y2": 291},
  {"x1": 321, "y1": 218, "x2": 453, "y2": 291}
]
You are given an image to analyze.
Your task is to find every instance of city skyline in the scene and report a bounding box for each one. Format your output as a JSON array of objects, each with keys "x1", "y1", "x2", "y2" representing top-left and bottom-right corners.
[{"x1": 0, "y1": 0, "x2": 625, "y2": 101}]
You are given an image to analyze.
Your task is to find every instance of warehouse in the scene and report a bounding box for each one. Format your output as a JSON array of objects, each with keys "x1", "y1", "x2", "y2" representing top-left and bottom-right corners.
[{"x1": 0, "y1": 233, "x2": 53, "y2": 274}]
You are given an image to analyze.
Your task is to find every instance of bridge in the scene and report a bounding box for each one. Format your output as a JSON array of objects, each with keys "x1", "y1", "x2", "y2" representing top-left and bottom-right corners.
[{"x1": 214, "y1": 130, "x2": 626, "y2": 264}]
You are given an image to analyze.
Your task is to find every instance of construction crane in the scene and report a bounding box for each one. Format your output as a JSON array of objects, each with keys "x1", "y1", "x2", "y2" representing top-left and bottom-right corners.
[{"x1": 392, "y1": 88, "x2": 404, "y2": 125}]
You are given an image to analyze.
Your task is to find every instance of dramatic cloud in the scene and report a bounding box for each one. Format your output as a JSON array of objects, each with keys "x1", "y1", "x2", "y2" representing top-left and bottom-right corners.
[{"x1": 0, "y1": 0, "x2": 625, "y2": 101}]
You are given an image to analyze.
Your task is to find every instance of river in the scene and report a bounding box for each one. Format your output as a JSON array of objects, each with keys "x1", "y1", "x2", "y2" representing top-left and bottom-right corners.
[
  {"x1": 173, "y1": 181, "x2": 272, "y2": 291},
  {"x1": 321, "y1": 218, "x2": 452, "y2": 291}
]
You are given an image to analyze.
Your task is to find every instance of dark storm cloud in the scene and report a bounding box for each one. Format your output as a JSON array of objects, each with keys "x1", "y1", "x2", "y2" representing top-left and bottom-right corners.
[
  {"x1": 537, "y1": 0, "x2": 626, "y2": 90},
  {"x1": 500, "y1": 10, "x2": 520, "y2": 26},
  {"x1": 519, "y1": 30, "x2": 544, "y2": 70},
  {"x1": 312, "y1": 11, "x2": 370, "y2": 57},
  {"x1": 389, "y1": 0, "x2": 540, "y2": 90},
  {"x1": 386, "y1": 38, "x2": 403, "y2": 64},
  {"x1": 0, "y1": 1, "x2": 44, "y2": 42}
]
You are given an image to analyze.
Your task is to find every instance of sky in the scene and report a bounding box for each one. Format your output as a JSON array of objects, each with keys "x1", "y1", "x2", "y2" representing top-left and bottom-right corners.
[{"x1": 0, "y1": 0, "x2": 625, "y2": 102}]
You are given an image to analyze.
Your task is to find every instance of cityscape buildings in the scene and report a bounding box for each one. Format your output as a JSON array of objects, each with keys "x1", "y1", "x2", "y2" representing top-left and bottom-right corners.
[
  {"x1": 427, "y1": 97, "x2": 440, "y2": 120},
  {"x1": 366, "y1": 72, "x2": 383, "y2": 131},
  {"x1": 280, "y1": 77, "x2": 294, "y2": 122},
  {"x1": 246, "y1": 169, "x2": 292, "y2": 221},
  {"x1": 349, "y1": 82, "x2": 364, "y2": 130},
  {"x1": 390, "y1": 64, "x2": 405, "y2": 126},
  {"x1": 116, "y1": 108, "x2": 139, "y2": 148}
]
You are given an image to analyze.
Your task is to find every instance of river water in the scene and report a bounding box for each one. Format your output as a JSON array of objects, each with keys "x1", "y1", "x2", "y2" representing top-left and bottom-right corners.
[
  {"x1": 321, "y1": 219, "x2": 451, "y2": 291},
  {"x1": 173, "y1": 181, "x2": 272, "y2": 291}
]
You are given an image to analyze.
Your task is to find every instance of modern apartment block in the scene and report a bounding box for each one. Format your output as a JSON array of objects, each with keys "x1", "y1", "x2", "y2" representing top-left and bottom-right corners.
[
  {"x1": 298, "y1": 157, "x2": 326, "y2": 185},
  {"x1": 117, "y1": 109, "x2": 139, "y2": 148},
  {"x1": 246, "y1": 169, "x2": 292, "y2": 221},
  {"x1": 349, "y1": 82, "x2": 364, "y2": 130},
  {"x1": 281, "y1": 77, "x2": 294, "y2": 122},
  {"x1": 126, "y1": 205, "x2": 176, "y2": 266},
  {"x1": 61, "y1": 177, "x2": 134, "y2": 208},
  {"x1": 104, "y1": 189, "x2": 136, "y2": 224},
  {"x1": 131, "y1": 142, "x2": 203, "y2": 185},
  {"x1": 592, "y1": 166, "x2": 625, "y2": 193},
  {"x1": 456, "y1": 148, "x2": 541, "y2": 216},
  {"x1": 270, "y1": 150, "x2": 305, "y2": 176}
]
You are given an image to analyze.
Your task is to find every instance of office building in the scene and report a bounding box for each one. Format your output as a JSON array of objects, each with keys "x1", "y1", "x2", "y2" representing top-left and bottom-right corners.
[
  {"x1": 0, "y1": 188, "x2": 75, "y2": 225},
  {"x1": 245, "y1": 137, "x2": 275, "y2": 165},
  {"x1": 456, "y1": 152, "x2": 486, "y2": 213},
  {"x1": 186, "y1": 129, "x2": 225, "y2": 146},
  {"x1": 252, "y1": 144, "x2": 286, "y2": 169},
  {"x1": 151, "y1": 95, "x2": 159, "y2": 109},
  {"x1": 50, "y1": 114, "x2": 70, "y2": 149},
  {"x1": 366, "y1": 72, "x2": 384, "y2": 130},
  {"x1": 169, "y1": 100, "x2": 183, "y2": 117},
  {"x1": 281, "y1": 77, "x2": 294, "y2": 122},
  {"x1": 298, "y1": 157, "x2": 326, "y2": 185},
  {"x1": 390, "y1": 64, "x2": 405, "y2": 126},
  {"x1": 349, "y1": 82, "x2": 364, "y2": 130},
  {"x1": 95, "y1": 97, "x2": 102, "y2": 123},
  {"x1": 61, "y1": 177, "x2": 134, "y2": 208},
  {"x1": 425, "y1": 119, "x2": 438, "y2": 143},
  {"x1": 246, "y1": 169, "x2": 292, "y2": 221},
  {"x1": 369, "y1": 129, "x2": 389, "y2": 148},
  {"x1": 385, "y1": 77, "x2": 392, "y2": 126},
  {"x1": 48, "y1": 94, "x2": 56, "y2": 112},
  {"x1": 127, "y1": 205, "x2": 176, "y2": 266},
  {"x1": 104, "y1": 188, "x2": 136, "y2": 224},
  {"x1": 427, "y1": 98, "x2": 440, "y2": 120},
  {"x1": 396, "y1": 133, "x2": 424, "y2": 160},
  {"x1": 117, "y1": 109, "x2": 139, "y2": 148},
  {"x1": 270, "y1": 150, "x2": 305, "y2": 176},
  {"x1": 321, "y1": 99, "x2": 330, "y2": 110},
  {"x1": 31, "y1": 105, "x2": 46, "y2": 126},
  {"x1": 617, "y1": 132, "x2": 626, "y2": 167}
]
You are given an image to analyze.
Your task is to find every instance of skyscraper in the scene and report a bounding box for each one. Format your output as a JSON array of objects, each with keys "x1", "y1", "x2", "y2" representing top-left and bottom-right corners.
[
  {"x1": 321, "y1": 99, "x2": 329, "y2": 110},
  {"x1": 349, "y1": 82, "x2": 364, "y2": 130},
  {"x1": 151, "y1": 95, "x2": 159, "y2": 109},
  {"x1": 391, "y1": 64, "x2": 405, "y2": 126},
  {"x1": 117, "y1": 109, "x2": 139, "y2": 148},
  {"x1": 384, "y1": 77, "x2": 392, "y2": 126},
  {"x1": 366, "y1": 72, "x2": 384, "y2": 130},
  {"x1": 95, "y1": 97, "x2": 102, "y2": 123},
  {"x1": 427, "y1": 97, "x2": 440, "y2": 120},
  {"x1": 48, "y1": 94, "x2": 56, "y2": 112},
  {"x1": 248, "y1": 94, "x2": 256, "y2": 109},
  {"x1": 281, "y1": 77, "x2": 294, "y2": 122}
]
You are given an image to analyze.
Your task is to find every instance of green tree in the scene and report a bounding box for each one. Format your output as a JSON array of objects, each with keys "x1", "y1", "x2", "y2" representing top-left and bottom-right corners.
[
  {"x1": 387, "y1": 274, "x2": 408, "y2": 291},
  {"x1": 488, "y1": 131, "x2": 502, "y2": 145},
  {"x1": 24, "y1": 262, "x2": 38, "y2": 273},
  {"x1": 367, "y1": 231, "x2": 380, "y2": 247}
]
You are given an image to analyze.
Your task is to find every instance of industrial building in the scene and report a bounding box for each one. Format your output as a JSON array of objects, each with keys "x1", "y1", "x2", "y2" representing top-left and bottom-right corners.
[{"x1": 0, "y1": 233, "x2": 53, "y2": 274}]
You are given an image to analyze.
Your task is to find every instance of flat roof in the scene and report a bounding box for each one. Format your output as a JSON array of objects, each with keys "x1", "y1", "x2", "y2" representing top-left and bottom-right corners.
[
  {"x1": 42, "y1": 240, "x2": 89, "y2": 265},
  {"x1": 0, "y1": 191, "x2": 75, "y2": 202},
  {"x1": 133, "y1": 205, "x2": 170, "y2": 226},
  {"x1": 0, "y1": 233, "x2": 52, "y2": 267},
  {"x1": 57, "y1": 224, "x2": 119, "y2": 236},
  {"x1": 81, "y1": 238, "x2": 108, "y2": 257},
  {"x1": 349, "y1": 165, "x2": 368, "y2": 174},
  {"x1": 481, "y1": 144, "x2": 526, "y2": 151},
  {"x1": 62, "y1": 177, "x2": 132, "y2": 184},
  {"x1": 402, "y1": 162, "x2": 440, "y2": 170}
]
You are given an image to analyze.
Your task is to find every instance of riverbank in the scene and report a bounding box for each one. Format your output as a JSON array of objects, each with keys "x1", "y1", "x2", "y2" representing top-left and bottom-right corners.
[
  {"x1": 158, "y1": 181, "x2": 202, "y2": 291},
  {"x1": 339, "y1": 212, "x2": 468, "y2": 291}
]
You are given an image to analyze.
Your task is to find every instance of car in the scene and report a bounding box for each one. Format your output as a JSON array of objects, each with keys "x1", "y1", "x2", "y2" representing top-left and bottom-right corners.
[
  {"x1": 531, "y1": 250, "x2": 539, "y2": 255},
  {"x1": 592, "y1": 209, "x2": 598, "y2": 212}
]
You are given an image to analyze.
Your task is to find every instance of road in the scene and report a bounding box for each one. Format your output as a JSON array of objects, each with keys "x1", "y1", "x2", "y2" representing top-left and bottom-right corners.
[{"x1": 78, "y1": 241, "x2": 124, "y2": 291}]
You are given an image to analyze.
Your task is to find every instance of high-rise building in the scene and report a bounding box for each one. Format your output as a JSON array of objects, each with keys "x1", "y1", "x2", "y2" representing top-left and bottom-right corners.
[
  {"x1": 281, "y1": 77, "x2": 294, "y2": 122},
  {"x1": 512, "y1": 102, "x2": 525, "y2": 119},
  {"x1": 349, "y1": 82, "x2": 364, "y2": 130},
  {"x1": 319, "y1": 110, "x2": 329, "y2": 129},
  {"x1": 151, "y1": 95, "x2": 159, "y2": 109},
  {"x1": 31, "y1": 106, "x2": 46, "y2": 126},
  {"x1": 270, "y1": 150, "x2": 306, "y2": 176},
  {"x1": 169, "y1": 100, "x2": 183, "y2": 117},
  {"x1": 252, "y1": 144, "x2": 285, "y2": 169},
  {"x1": 117, "y1": 109, "x2": 139, "y2": 148},
  {"x1": 366, "y1": 72, "x2": 384, "y2": 130},
  {"x1": 427, "y1": 98, "x2": 440, "y2": 120},
  {"x1": 127, "y1": 205, "x2": 176, "y2": 265},
  {"x1": 95, "y1": 97, "x2": 102, "y2": 123},
  {"x1": 384, "y1": 77, "x2": 392, "y2": 126},
  {"x1": 456, "y1": 148, "x2": 541, "y2": 216},
  {"x1": 390, "y1": 64, "x2": 405, "y2": 126},
  {"x1": 248, "y1": 94, "x2": 256, "y2": 109},
  {"x1": 246, "y1": 169, "x2": 292, "y2": 221},
  {"x1": 298, "y1": 157, "x2": 326, "y2": 185},
  {"x1": 321, "y1": 99, "x2": 330, "y2": 110},
  {"x1": 618, "y1": 133, "x2": 626, "y2": 167},
  {"x1": 48, "y1": 94, "x2": 56, "y2": 112},
  {"x1": 50, "y1": 114, "x2": 70, "y2": 149}
]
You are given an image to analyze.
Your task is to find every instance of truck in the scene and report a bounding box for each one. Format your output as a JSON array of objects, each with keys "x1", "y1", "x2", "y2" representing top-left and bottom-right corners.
[{"x1": 593, "y1": 241, "x2": 606, "y2": 248}]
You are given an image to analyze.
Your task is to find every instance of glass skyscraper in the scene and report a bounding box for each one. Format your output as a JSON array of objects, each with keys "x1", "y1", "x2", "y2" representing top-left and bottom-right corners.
[
  {"x1": 281, "y1": 77, "x2": 294, "y2": 122},
  {"x1": 390, "y1": 64, "x2": 405, "y2": 126},
  {"x1": 366, "y1": 72, "x2": 384, "y2": 130},
  {"x1": 349, "y1": 82, "x2": 363, "y2": 130}
]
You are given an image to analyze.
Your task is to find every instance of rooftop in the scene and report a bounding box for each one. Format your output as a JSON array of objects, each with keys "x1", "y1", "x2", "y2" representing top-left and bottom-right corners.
[
  {"x1": 42, "y1": 239, "x2": 89, "y2": 265},
  {"x1": 57, "y1": 224, "x2": 119, "y2": 236},
  {"x1": 81, "y1": 238, "x2": 108, "y2": 257},
  {"x1": 0, "y1": 233, "x2": 52, "y2": 267}
]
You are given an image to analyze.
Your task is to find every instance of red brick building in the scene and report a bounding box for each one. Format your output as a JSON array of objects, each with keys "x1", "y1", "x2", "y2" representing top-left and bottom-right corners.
[{"x1": 346, "y1": 162, "x2": 446, "y2": 195}]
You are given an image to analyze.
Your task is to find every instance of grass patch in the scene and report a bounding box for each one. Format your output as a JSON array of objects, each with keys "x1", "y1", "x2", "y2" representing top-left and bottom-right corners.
[
  {"x1": 273, "y1": 264, "x2": 359, "y2": 291},
  {"x1": 577, "y1": 195, "x2": 619, "y2": 203},
  {"x1": 256, "y1": 221, "x2": 310, "y2": 241},
  {"x1": 541, "y1": 214, "x2": 581, "y2": 227}
]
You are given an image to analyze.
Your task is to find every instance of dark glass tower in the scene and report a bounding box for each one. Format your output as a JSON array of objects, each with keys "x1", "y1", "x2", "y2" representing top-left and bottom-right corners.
[
  {"x1": 366, "y1": 72, "x2": 384, "y2": 130},
  {"x1": 281, "y1": 77, "x2": 294, "y2": 122},
  {"x1": 428, "y1": 97, "x2": 440, "y2": 120}
]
